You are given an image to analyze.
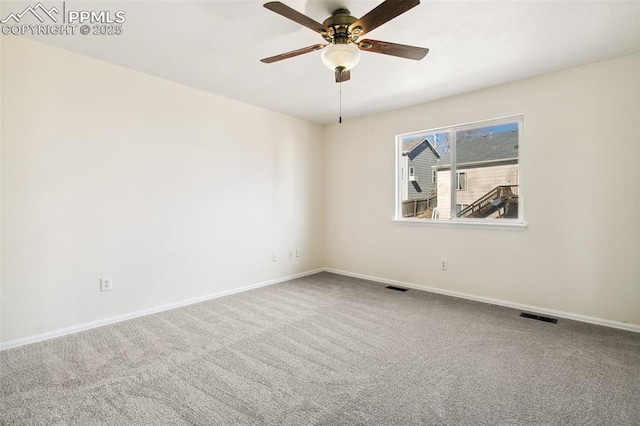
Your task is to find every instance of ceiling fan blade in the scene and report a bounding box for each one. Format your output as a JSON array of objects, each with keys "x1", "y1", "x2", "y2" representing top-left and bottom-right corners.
[
  {"x1": 261, "y1": 44, "x2": 326, "y2": 64},
  {"x1": 264, "y1": 2, "x2": 328, "y2": 35},
  {"x1": 335, "y1": 68, "x2": 351, "y2": 83},
  {"x1": 358, "y1": 39, "x2": 429, "y2": 60},
  {"x1": 349, "y1": 0, "x2": 420, "y2": 37}
]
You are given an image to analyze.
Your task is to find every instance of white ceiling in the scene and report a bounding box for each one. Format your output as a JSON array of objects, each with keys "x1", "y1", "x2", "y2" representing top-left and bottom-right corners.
[{"x1": 6, "y1": 0, "x2": 640, "y2": 123}]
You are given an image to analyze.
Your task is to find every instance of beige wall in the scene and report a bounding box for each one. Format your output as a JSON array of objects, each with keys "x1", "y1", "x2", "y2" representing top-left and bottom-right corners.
[
  {"x1": 324, "y1": 53, "x2": 640, "y2": 326},
  {"x1": 0, "y1": 38, "x2": 325, "y2": 343},
  {"x1": 0, "y1": 35, "x2": 3, "y2": 342},
  {"x1": 1, "y1": 37, "x2": 638, "y2": 345}
]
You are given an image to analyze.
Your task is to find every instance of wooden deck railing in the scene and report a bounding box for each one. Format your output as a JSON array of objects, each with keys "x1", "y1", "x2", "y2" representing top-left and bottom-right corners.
[
  {"x1": 457, "y1": 185, "x2": 519, "y2": 219},
  {"x1": 402, "y1": 195, "x2": 437, "y2": 218}
]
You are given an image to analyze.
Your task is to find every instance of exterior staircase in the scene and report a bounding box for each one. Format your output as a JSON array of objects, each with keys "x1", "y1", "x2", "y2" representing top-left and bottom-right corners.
[{"x1": 457, "y1": 185, "x2": 519, "y2": 219}]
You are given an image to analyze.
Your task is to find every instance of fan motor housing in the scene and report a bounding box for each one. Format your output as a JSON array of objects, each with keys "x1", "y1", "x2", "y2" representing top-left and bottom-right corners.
[{"x1": 322, "y1": 9, "x2": 358, "y2": 42}]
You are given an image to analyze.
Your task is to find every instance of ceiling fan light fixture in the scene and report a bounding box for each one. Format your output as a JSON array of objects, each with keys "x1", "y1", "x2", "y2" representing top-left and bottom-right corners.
[
  {"x1": 321, "y1": 42, "x2": 361, "y2": 72},
  {"x1": 261, "y1": 1, "x2": 429, "y2": 83}
]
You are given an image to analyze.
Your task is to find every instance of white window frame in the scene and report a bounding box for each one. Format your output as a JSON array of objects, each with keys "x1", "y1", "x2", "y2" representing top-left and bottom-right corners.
[{"x1": 394, "y1": 115, "x2": 526, "y2": 230}]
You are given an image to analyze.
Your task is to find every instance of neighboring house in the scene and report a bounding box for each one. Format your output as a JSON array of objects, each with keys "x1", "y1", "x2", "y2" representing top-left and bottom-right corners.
[
  {"x1": 435, "y1": 130, "x2": 519, "y2": 219},
  {"x1": 400, "y1": 137, "x2": 441, "y2": 202}
]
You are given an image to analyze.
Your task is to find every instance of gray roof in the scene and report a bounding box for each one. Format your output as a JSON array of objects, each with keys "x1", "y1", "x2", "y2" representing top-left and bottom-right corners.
[
  {"x1": 402, "y1": 137, "x2": 441, "y2": 160},
  {"x1": 439, "y1": 130, "x2": 518, "y2": 166}
]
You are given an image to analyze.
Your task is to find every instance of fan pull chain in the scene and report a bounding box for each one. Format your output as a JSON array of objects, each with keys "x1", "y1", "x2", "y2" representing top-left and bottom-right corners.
[{"x1": 339, "y1": 82, "x2": 342, "y2": 124}]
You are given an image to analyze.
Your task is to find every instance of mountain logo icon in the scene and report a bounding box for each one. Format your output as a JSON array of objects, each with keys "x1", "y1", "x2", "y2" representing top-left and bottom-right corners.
[{"x1": 1, "y1": 3, "x2": 60, "y2": 24}]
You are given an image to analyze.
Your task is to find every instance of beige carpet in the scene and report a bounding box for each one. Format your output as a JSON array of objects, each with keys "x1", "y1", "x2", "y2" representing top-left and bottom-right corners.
[{"x1": 1, "y1": 272, "x2": 639, "y2": 425}]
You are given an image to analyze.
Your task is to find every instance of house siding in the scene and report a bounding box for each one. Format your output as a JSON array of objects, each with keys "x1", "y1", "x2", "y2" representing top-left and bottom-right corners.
[
  {"x1": 437, "y1": 164, "x2": 519, "y2": 218},
  {"x1": 403, "y1": 140, "x2": 439, "y2": 201},
  {"x1": 436, "y1": 170, "x2": 452, "y2": 219}
]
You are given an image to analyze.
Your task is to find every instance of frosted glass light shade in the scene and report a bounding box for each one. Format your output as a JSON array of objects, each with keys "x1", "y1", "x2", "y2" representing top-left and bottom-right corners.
[{"x1": 321, "y1": 43, "x2": 361, "y2": 71}]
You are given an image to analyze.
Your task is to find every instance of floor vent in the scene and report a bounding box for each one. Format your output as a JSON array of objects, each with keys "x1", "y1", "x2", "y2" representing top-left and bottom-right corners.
[
  {"x1": 520, "y1": 312, "x2": 558, "y2": 324},
  {"x1": 386, "y1": 286, "x2": 408, "y2": 292}
]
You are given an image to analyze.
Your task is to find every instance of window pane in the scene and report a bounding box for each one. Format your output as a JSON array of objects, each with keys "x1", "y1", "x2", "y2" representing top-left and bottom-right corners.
[
  {"x1": 397, "y1": 117, "x2": 522, "y2": 224},
  {"x1": 453, "y1": 122, "x2": 519, "y2": 220},
  {"x1": 399, "y1": 132, "x2": 450, "y2": 220},
  {"x1": 456, "y1": 172, "x2": 467, "y2": 190}
]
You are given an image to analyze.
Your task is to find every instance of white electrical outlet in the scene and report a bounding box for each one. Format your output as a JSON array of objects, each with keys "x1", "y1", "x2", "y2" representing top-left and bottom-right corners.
[
  {"x1": 100, "y1": 277, "x2": 113, "y2": 292},
  {"x1": 272, "y1": 253, "x2": 278, "y2": 262},
  {"x1": 289, "y1": 250, "x2": 293, "y2": 259},
  {"x1": 441, "y1": 260, "x2": 448, "y2": 271},
  {"x1": 296, "y1": 249, "x2": 300, "y2": 257}
]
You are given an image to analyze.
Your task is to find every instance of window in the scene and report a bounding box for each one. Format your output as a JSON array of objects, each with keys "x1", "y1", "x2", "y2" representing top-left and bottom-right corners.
[
  {"x1": 456, "y1": 172, "x2": 467, "y2": 190},
  {"x1": 396, "y1": 116, "x2": 523, "y2": 225},
  {"x1": 455, "y1": 204, "x2": 470, "y2": 215}
]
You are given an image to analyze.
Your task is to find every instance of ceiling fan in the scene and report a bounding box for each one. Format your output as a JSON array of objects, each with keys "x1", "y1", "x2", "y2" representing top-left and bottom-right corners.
[{"x1": 260, "y1": 0, "x2": 429, "y2": 83}]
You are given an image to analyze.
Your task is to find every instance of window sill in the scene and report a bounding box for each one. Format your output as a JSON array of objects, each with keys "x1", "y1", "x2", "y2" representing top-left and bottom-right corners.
[{"x1": 393, "y1": 218, "x2": 527, "y2": 231}]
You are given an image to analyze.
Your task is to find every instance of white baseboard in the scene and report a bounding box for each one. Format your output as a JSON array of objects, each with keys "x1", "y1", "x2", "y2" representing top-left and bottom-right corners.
[
  {"x1": 3, "y1": 267, "x2": 637, "y2": 351},
  {"x1": 0, "y1": 269, "x2": 324, "y2": 351},
  {"x1": 324, "y1": 268, "x2": 640, "y2": 333}
]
